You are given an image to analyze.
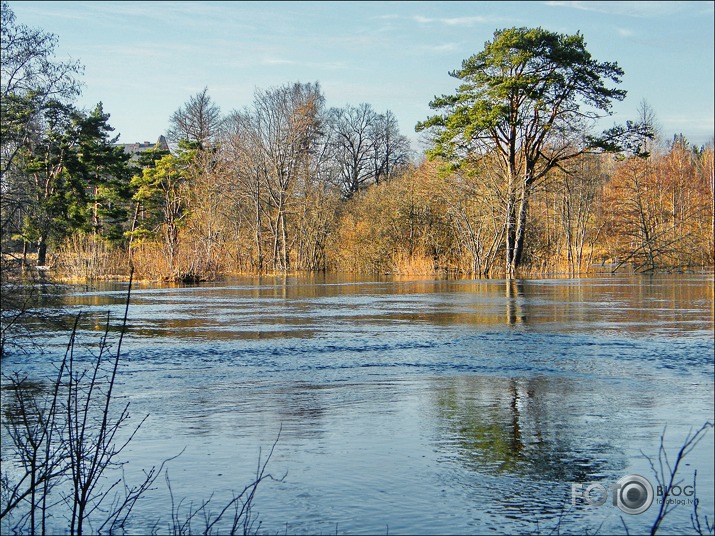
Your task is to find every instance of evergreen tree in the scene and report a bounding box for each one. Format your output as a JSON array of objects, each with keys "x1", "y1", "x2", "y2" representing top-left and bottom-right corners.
[
  {"x1": 17, "y1": 103, "x2": 132, "y2": 265},
  {"x1": 416, "y1": 27, "x2": 634, "y2": 278}
]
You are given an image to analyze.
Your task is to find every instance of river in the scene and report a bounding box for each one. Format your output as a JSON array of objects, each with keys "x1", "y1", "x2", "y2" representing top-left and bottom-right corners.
[{"x1": 1, "y1": 273, "x2": 713, "y2": 534}]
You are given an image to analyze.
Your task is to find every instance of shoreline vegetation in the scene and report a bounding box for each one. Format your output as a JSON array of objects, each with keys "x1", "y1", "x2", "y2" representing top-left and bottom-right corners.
[
  {"x1": 3, "y1": 254, "x2": 715, "y2": 286},
  {"x1": 3, "y1": 137, "x2": 713, "y2": 285},
  {"x1": 2, "y1": 6, "x2": 713, "y2": 533}
]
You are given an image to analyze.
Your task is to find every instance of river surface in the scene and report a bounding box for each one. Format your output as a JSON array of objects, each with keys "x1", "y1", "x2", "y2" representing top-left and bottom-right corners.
[{"x1": 2, "y1": 273, "x2": 714, "y2": 535}]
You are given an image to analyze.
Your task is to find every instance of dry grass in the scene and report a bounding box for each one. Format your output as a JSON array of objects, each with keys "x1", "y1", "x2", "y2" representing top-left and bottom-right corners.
[{"x1": 55, "y1": 234, "x2": 130, "y2": 281}]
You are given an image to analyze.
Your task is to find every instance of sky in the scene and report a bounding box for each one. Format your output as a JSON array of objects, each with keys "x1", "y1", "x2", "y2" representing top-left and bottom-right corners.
[{"x1": 7, "y1": 0, "x2": 715, "y2": 150}]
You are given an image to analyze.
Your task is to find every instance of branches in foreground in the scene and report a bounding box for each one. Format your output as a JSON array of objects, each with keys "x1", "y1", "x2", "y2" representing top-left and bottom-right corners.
[
  {"x1": 643, "y1": 422, "x2": 714, "y2": 536},
  {"x1": 165, "y1": 428, "x2": 284, "y2": 536},
  {"x1": 1, "y1": 272, "x2": 281, "y2": 534}
]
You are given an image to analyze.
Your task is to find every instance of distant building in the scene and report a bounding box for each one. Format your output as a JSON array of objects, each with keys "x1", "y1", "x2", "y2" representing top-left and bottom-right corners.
[{"x1": 118, "y1": 135, "x2": 169, "y2": 161}]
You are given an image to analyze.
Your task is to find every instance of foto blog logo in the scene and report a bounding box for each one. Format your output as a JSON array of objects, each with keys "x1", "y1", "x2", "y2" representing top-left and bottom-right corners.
[{"x1": 571, "y1": 474, "x2": 654, "y2": 515}]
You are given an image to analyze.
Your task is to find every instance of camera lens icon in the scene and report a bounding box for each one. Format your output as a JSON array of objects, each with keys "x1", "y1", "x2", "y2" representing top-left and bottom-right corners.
[{"x1": 614, "y1": 474, "x2": 654, "y2": 515}]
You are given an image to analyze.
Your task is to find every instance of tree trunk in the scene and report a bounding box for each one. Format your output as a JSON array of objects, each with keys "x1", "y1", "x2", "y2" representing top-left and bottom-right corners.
[
  {"x1": 511, "y1": 184, "x2": 530, "y2": 275},
  {"x1": 254, "y1": 185, "x2": 263, "y2": 272},
  {"x1": 280, "y1": 208, "x2": 289, "y2": 271},
  {"x1": 505, "y1": 187, "x2": 517, "y2": 279},
  {"x1": 37, "y1": 237, "x2": 47, "y2": 267}
]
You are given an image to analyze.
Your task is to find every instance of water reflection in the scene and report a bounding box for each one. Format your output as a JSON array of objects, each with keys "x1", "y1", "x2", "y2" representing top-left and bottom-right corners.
[
  {"x1": 433, "y1": 375, "x2": 627, "y2": 483},
  {"x1": 505, "y1": 280, "x2": 527, "y2": 325},
  {"x1": 1, "y1": 378, "x2": 49, "y2": 425},
  {"x1": 5, "y1": 273, "x2": 711, "y2": 347}
]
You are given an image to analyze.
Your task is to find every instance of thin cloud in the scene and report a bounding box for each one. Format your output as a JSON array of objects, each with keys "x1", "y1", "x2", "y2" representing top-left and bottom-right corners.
[
  {"x1": 412, "y1": 14, "x2": 512, "y2": 26},
  {"x1": 370, "y1": 14, "x2": 401, "y2": 21},
  {"x1": 544, "y1": 1, "x2": 691, "y2": 18},
  {"x1": 662, "y1": 114, "x2": 714, "y2": 130},
  {"x1": 84, "y1": 1, "x2": 229, "y2": 21},
  {"x1": 79, "y1": 1, "x2": 257, "y2": 37},
  {"x1": 14, "y1": 5, "x2": 91, "y2": 21},
  {"x1": 87, "y1": 42, "x2": 206, "y2": 60},
  {"x1": 443, "y1": 16, "x2": 504, "y2": 26},
  {"x1": 419, "y1": 42, "x2": 460, "y2": 53},
  {"x1": 262, "y1": 58, "x2": 297, "y2": 66},
  {"x1": 260, "y1": 57, "x2": 347, "y2": 70}
]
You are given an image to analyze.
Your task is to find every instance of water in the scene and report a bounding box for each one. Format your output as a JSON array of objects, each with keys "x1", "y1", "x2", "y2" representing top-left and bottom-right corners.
[{"x1": 2, "y1": 273, "x2": 714, "y2": 534}]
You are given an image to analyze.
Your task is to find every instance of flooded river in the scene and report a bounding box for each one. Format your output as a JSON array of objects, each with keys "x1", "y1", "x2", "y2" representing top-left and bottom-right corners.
[{"x1": 2, "y1": 273, "x2": 713, "y2": 534}]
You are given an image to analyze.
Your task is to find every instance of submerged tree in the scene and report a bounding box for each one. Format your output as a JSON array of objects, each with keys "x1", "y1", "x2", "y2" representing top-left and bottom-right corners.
[
  {"x1": 602, "y1": 135, "x2": 714, "y2": 272},
  {"x1": 416, "y1": 26, "x2": 637, "y2": 278}
]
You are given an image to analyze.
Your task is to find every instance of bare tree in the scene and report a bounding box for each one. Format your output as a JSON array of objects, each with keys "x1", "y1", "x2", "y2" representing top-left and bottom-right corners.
[
  {"x1": 644, "y1": 422, "x2": 713, "y2": 536},
  {"x1": 326, "y1": 104, "x2": 411, "y2": 198},
  {"x1": 244, "y1": 82, "x2": 324, "y2": 271},
  {"x1": 166, "y1": 87, "x2": 223, "y2": 149},
  {"x1": 370, "y1": 110, "x2": 412, "y2": 185},
  {"x1": 221, "y1": 110, "x2": 270, "y2": 272},
  {"x1": 436, "y1": 154, "x2": 507, "y2": 277},
  {"x1": 603, "y1": 134, "x2": 712, "y2": 273},
  {"x1": 555, "y1": 153, "x2": 610, "y2": 274},
  {"x1": 327, "y1": 103, "x2": 378, "y2": 198},
  {"x1": 0, "y1": 0, "x2": 83, "y2": 180}
]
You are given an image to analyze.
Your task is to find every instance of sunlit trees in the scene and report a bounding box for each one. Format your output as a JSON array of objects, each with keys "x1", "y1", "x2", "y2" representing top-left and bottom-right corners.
[
  {"x1": 17, "y1": 101, "x2": 85, "y2": 267},
  {"x1": 165, "y1": 88, "x2": 229, "y2": 278},
  {"x1": 602, "y1": 136, "x2": 714, "y2": 272},
  {"x1": 129, "y1": 147, "x2": 194, "y2": 277},
  {"x1": 5, "y1": 2, "x2": 712, "y2": 280},
  {"x1": 441, "y1": 157, "x2": 506, "y2": 277},
  {"x1": 696, "y1": 143, "x2": 714, "y2": 261},
  {"x1": 292, "y1": 116, "x2": 340, "y2": 272},
  {"x1": 1, "y1": 0, "x2": 84, "y2": 265},
  {"x1": 553, "y1": 153, "x2": 611, "y2": 274},
  {"x1": 1, "y1": 4, "x2": 130, "y2": 273},
  {"x1": 75, "y1": 103, "x2": 133, "y2": 243},
  {"x1": 220, "y1": 110, "x2": 268, "y2": 272},
  {"x1": 329, "y1": 160, "x2": 452, "y2": 274},
  {"x1": 293, "y1": 184, "x2": 339, "y2": 271},
  {"x1": 416, "y1": 27, "x2": 631, "y2": 278},
  {"x1": 6, "y1": 101, "x2": 130, "y2": 267},
  {"x1": 229, "y1": 82, "x2": 325, "y2": 271}
]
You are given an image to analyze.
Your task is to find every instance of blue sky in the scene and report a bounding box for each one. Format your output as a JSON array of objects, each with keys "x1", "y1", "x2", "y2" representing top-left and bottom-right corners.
[{"x1": 8, "y1": 1, "x2": 715, "y2": 149}]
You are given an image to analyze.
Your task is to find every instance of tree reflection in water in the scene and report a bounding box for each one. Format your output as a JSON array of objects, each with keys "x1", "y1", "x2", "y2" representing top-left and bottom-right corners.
[{"x1": 432, "y1": 374, "x2": 634, "y2": 523}]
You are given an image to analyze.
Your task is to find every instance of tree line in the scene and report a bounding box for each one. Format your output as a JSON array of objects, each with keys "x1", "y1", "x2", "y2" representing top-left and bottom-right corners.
[{"x1": 1, "y1": 2, "x2": 712, "y2": 281}]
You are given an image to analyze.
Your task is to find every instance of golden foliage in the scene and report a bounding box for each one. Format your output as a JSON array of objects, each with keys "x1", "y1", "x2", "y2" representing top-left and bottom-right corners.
[
  {"x1": 50, "y1": 141, "x2": 715, "y2": 280},
  {"x1": 600, "y1": 140, "x2": 713, "y2": 271},
  {"x1": 327, "y1": 160, "x2": 452, "y2": 274}
]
